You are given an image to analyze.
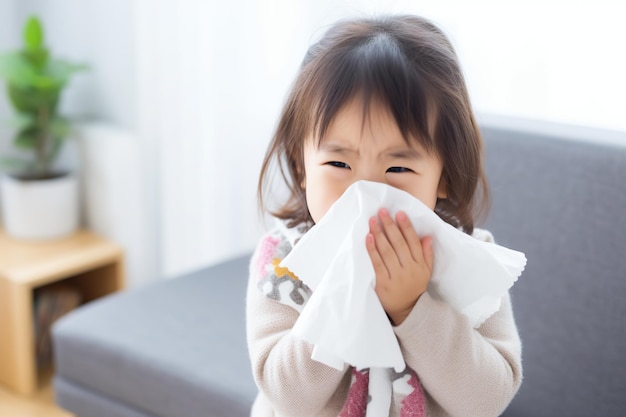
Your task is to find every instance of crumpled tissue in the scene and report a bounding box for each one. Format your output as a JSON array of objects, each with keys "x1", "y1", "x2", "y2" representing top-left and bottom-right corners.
[{"x1": 280, "y1": 180, "x2": 526, "y2": 372}]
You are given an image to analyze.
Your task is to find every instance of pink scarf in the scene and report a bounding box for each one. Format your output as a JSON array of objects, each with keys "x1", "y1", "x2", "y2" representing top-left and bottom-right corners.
[{"x1": 340, "y1": 368, "x2": 426, "y2": 417}]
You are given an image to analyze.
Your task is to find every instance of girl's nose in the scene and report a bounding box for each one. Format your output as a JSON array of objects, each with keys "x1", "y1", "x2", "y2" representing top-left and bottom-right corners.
[{"x1": 357, "y1": 168, "x2": 386, "y2": 184}]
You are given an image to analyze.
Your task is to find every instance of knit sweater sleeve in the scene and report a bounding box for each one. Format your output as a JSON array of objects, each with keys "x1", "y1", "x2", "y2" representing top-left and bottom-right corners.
[
  {"x1": 394, "y1": 235, "x2": 523, "y2": 417},
  {"x1": 246, "y1": 231, "x2": 351, "y2": 417}
]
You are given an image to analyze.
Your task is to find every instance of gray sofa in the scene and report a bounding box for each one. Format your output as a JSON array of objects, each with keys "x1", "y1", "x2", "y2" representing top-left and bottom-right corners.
[{"x1": 53, "y1": 117, "x2": 626, "y2": 417}]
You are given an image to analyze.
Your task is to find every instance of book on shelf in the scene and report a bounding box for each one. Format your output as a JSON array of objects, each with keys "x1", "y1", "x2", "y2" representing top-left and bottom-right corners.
[{"x1": 33, "y1": 283, "x2": 82, "y2": 370}]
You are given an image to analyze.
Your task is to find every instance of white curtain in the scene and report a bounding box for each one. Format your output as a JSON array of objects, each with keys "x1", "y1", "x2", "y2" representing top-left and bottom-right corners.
[{"x1": 132, "y1": 0, "x2": 315, "y2": 278}]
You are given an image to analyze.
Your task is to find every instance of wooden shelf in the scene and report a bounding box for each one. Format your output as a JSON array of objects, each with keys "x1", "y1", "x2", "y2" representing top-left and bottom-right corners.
[{"x1": 0, "y1": 229, "x2": 125, "y2": 395}]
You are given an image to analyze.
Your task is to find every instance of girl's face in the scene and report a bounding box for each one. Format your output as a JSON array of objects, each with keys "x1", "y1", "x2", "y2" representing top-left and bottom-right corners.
[{"x1": 303, "y1": 97, "x2": 447, "y2": 224}]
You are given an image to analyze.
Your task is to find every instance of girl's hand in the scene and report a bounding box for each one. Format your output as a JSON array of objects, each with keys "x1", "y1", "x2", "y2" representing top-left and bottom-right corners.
[{"x1": 366, "y1": 208, "x2": 434, "y2": 325}]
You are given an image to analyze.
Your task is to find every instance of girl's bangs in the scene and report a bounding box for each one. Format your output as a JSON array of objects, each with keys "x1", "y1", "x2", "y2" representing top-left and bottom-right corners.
[{"x1": 309, "y1": 33, "x2": 435, "y2": 150}]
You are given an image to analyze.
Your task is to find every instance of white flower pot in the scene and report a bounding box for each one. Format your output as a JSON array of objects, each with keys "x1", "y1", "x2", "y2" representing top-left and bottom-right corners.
[{"x1": 0, "y1": 173, "x2": 79, "y2": 240}]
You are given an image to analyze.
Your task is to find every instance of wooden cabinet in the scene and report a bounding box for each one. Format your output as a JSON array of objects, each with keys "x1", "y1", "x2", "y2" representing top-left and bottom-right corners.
[{"x1": 0, "y1": 229, "x2": 124, "y2": 395}]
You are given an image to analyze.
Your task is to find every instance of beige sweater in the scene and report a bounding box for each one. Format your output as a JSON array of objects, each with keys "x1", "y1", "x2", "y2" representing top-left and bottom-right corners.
[{"x1": 246, "y1": 227, "x2": 522, "y2": 417}]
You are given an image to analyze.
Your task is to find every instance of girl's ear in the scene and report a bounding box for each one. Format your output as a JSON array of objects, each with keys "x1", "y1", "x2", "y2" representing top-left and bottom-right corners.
[{"x1": 437, "y1": 175, "x2": 447, "y2": 199}]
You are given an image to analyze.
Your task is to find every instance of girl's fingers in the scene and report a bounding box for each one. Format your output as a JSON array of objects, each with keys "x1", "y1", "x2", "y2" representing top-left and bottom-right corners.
[
  {"x1": 420, "y1": 236, "x2": 434, "y2": 272},
  {"x1": 396, "y1": 210, "x2": 424, "y2": 263},
  {"x1": 366, "y1": 232, "x2": 389, "y2": 281},
  {"x1": 377, "y1": 209, "x2": 410, "y2": 264},
  {"x1": 369, "y1": 210, "x2": 434, "y2": 319},
  {"x1": 368, "y1": 215, "x2": 399, "y2": 273}
]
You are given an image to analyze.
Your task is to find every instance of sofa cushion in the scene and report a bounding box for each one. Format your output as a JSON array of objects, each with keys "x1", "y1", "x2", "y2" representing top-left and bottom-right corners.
[
  {"x1": 54, "y1": 377, "x2": 154, "y2": 417},
  {"x1": 53, "y1": 253, "x2": 257, "y2": 417},
  {"x1": 482, "y1": 121, "x2": 626, "y2": 417}
]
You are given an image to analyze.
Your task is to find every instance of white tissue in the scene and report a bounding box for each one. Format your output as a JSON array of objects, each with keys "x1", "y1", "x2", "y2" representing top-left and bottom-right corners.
[{"x1": 281, "y1": 180, "x2": 526, "y2": 372}]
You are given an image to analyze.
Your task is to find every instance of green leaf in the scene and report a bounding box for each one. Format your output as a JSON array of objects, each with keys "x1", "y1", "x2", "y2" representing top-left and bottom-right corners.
[
  {"x1": 22, "y1": 46, "x2": 49, "y2": 69},
  {"x1": 14, "y1": 128, "x2": 39, "y2": 150},
  {"x1": 0, "y1": 54, "x2": 85, "y2": 93},
  {"x1": 0, "y1": 52, "x2": 38, "y2": 87},
  {"x1": 7, "y1": 83, "x2": 60, "y2": 114},
  {"x1": 5, "y1": 113, "x2": 36, "y2": 130},
  {"x1": 24, "y1": 16, "x2": 44, "y2": 50}
]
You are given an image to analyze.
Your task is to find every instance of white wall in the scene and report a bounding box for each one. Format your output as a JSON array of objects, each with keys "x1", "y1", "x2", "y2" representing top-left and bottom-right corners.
[{"x1": 400, "y1": 0, "x2": 626, "y2": 132}]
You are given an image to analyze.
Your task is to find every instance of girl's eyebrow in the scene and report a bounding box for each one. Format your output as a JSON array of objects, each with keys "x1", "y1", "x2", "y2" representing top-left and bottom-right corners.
[
  {"x1": 319, "y1": 141, "x2": 424, "y2": 159},
  {"x1": 384, "y1": 147, "x2": 423, "y2": 160},
  {"x1": 318, "y1": 141, "x2": 359, "y2": 155}
]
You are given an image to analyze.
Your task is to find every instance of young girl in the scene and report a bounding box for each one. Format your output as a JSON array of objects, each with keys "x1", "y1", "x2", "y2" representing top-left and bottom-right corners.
[{"x1": 247, "y1": 14, "x2": 522, "y2": 417}]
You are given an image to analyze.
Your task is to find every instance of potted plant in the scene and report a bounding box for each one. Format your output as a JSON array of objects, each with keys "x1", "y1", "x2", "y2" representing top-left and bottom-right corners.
[{"x1": 0, "y1": 16, "x2": 86, "y2": 240}]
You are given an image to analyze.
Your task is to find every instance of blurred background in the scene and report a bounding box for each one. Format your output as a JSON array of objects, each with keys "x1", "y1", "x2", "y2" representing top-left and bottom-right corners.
[{"x1": 0, "y1": 0, "x2": 624, "y2": 287}]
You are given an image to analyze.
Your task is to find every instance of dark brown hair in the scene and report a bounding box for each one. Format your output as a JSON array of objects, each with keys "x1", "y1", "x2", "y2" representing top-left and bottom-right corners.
[{"x1": 258, "y1": 15, "x2": 489, "y2": 234}]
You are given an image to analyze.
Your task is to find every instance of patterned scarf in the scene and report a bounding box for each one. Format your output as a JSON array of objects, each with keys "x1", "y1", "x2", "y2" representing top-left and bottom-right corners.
[{"x1": 253, "y1": 227, "x2": 427, "y2": 417}]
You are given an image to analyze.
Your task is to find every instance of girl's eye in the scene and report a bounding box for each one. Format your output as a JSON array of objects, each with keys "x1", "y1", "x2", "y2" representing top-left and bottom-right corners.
[
  {"x1": 387, "y1": 166, "x2": 414, "y2": 173},
  {"x1": 327, "y1": 161, "x2": 351, "y2": 169}
]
